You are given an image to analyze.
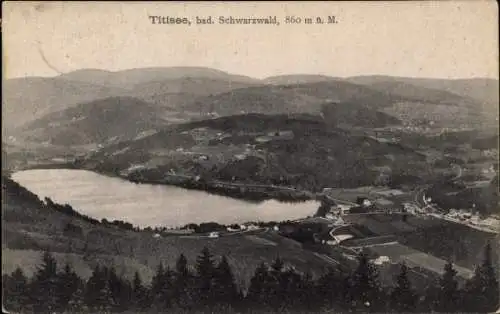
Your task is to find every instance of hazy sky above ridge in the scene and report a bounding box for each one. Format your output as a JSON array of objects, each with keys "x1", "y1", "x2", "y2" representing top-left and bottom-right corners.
[{"x1": 2, "y1": 1, "x2": 499, "y2": 80}]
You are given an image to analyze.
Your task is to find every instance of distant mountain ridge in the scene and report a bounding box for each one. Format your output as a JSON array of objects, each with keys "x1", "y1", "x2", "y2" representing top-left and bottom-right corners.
[
  {"x1": 58, "y1": 67, "x2": 260, "y2": 88},
  {"x1": 264, "y1": 74, "x2": 340, "y2": 85},
  {"x1": 346, "y1": 75, "x2": 499, "y2": 108},
  {"x1": 17, "y1": 97, "x2": 169, "y2": 147},
  {"x1": 2, "y1": 77, "x2": 127, "y2": 132},
  {"x1": 186, "y1": 80, "x2": 406, "y2": 116},
  {"x1": 3, "y1": 66, "x2": 498, "y2": 139}
]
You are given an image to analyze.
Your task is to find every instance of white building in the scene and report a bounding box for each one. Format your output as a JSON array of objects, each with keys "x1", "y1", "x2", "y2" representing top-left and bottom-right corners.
[
  {"x1": 325, "y1": 213, "x2": 336, "y2": 220},
  {"x1": 333, "y1": 204, "x2": 352, "y2": 215},
  {"x1": 362, "y1": 199, "x2": 373, "y2": 207},
  {"x1": 372, "y1": 256, "x2": 390, "y2": 265}
]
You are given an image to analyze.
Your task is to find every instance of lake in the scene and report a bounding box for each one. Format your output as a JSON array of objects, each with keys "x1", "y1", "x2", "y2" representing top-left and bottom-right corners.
[{"x1": 12, "y1": 169, "x2": 320, "y2": 228}]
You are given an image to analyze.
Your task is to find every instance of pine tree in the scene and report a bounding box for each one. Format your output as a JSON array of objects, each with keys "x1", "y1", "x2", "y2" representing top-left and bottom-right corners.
[
  {"x1": 464, "y1": 242, "x2": 500, "y2": 312},
  {"x1": 150, "y1": 261, "x2": 165, "y2": 305},
  {"x1": 149, "y1": 263, "x2": 174, "y2": 311},
  {"x1": 195, "y1": 247, "x2": 217, "y2": 308},
  {"x1": 107, "y1": 266, "x2": 131, "y2": 311},
  {"x1": 390, "y1": 263, "x2": 417, "y2": 312},
  {"x1": 300, "y1": 271, "x2": 318, "y2": 311},
  {"x1": 173, "y1": 254, "x2": 195, "y2": 310},
  {"x1": 85, "y1": 265, "x2": 114, "y2": 312},
  {"x1": 246, "y1": 262, "x2": 270, "y2": 309},
  {"x1": 316, "y1": 266, "x2": 348, "y2": 310},
  {"x1": 84, "y1": 265, "x2": 100, "y2": 309},
  {"x1": 212, "y1": 255, "x2": 239, "y2": 308},
  {"x1": 278, "y1": 267, "x2": 306, "y2": 311},
  {"x1": 158, "y1": 266, "x2": 175, "y2": 309},
  {"x1": 436, "y1": 261, "x2": 460, "y2": 312},
  {"x1": 3, "y1": 267, "x2": 29, "y2": 312},
  {"x1": 121, "y1": 274, "x2": 133, "y2": 311},
  {"x1": 131, "y1": 271, "x2": 149, "y2": 311},
  {"x1": 271, "y1": 256, "x2": 287, "y2": 309},
  {"x1": 270, "y1": 256, "x2": 284, "y2": 275},
  {"x1": 149, "y1": 262, "x2": 166, "y2": 310},
  {"x1": 30, "y1": 251, "x2": 60, "y2": 313},
  {"x1": 67, "y1": 279, "x2": 86, "y2": 312},
  {"x1": 56, "y1": 263, "x2": 81, "y2": 312},
  {"x1": 348, "y1": 252, "x2": 382, "y2": 312},
  {"x1": 420, "y1": 280, "x2": 439, "y2": 312}
]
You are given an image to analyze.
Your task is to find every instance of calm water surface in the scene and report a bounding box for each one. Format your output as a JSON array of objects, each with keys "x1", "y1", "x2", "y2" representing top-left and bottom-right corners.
[{"x1": 12, "y1": 169, "x2": 319, "y2": 227}]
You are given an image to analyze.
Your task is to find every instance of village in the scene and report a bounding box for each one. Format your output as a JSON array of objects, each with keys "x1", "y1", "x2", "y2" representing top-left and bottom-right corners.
[{"x1": 142, "y1": 185, "x2": 498, "y2": 293}]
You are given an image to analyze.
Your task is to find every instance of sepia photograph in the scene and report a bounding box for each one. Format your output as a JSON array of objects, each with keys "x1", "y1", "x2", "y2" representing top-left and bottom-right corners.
[{"x1": 2, "y1": 1, "x2": 499, "y2": 313}]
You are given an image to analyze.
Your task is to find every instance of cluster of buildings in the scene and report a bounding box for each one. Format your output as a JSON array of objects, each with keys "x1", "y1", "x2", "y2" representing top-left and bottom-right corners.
[
  {"x1": 437, "y1": 210, "x2": 500, "y2": 232},
  {"x1": 323, "y1": 197, "x2": 400, "y2": 219}
]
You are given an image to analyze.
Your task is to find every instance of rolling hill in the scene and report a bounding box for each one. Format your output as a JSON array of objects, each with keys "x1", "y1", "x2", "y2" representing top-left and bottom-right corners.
[
  {"x1": 4, "y1": 68, "x2": 497, "y2": 136},
  {"x1": 264, "y1": 74, "x2": 338, "y2": 85},
  {"x1": 16, "y1": 97, "x2": 169, "y2": 147},
  {"x1": 321, "y1": 102, "x2": 401, "y2": 128},
  {"x1": 347, "y1": 76, "x2": 498, "y2": 112},
  {"x1": 79, "y1": 113, "x2": 429, "y2": 191},
  {"x1": 366, "y1": 81, "x2": 479, "y2": 105},
  {"x1": 184, "y1": 78, "x2": 493, "y2": 128},
  {"x1": 58, "y1": 67, "x2": 260, "y2": 88},
  {"x1": 344, "y1": 77, "x2": 497, "y2": 128},
  {"x1": 125, "y1": 76, "x2": 260, "y2": 110},
  {"x1": 186, "y1": 80, "x2": 405, "y2": 117},
  {"x1": 2, "y1": 77, "x2": 127, "y2": 133},
  {"x1": 3, "y1": 67, "x2": 262, "y2": 134}
]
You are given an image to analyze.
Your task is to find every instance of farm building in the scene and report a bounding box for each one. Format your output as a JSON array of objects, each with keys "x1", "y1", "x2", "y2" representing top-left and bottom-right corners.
[
  {"x1": 332, "y1": 204, "x2": 352, "y2": 215},
  {"x1": 362, "y1": 199, "x2": 373, "y2": 207},
  {"x1": 372, "y1": 255, "x2": 391, "y2": 265},
  {"x1": 374, "y1": 198, "x2": 395, "y2": 210},
  {"x1": 266, "y1": 130, "x2": 294, "y2": 140},
  {"x1": 245, "y1": 224, "x2": 259, "y2": 231},
  {"x1": 208, "y1": 232, "x2": 220, "y2": 238},
  {"x1": 164, "y1": 228, "x2": 195, "y2": 235}
]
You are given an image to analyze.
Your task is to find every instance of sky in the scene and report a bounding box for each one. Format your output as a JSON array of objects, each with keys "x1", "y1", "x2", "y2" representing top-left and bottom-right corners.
[{"x1": 2, "y1": 1, "x2": 499, "y2": 80}]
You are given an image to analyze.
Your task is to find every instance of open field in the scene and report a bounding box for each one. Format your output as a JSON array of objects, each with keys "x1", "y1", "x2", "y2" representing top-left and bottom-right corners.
[
  {"x1": 341, "y1": 212, "x2": 498, "y2": 270},
  {"x1": 244, "y1": 235, "x2": 278, "y2": 246},
  {"x1": 323, "y1": 186, "x2": 411, "y2": 204},
  {"x1": 341, "y1": 235, "x2": 398, "y2": 248},
  {"x1": 399, "y1": 223, "x2": 499, "y2": 269},
  {"x1": 343, "y1": 213, "x2": 459, "y2": 235},
  {"x1": 365, "y1": 242, "x2": 474, "y2": 279}
]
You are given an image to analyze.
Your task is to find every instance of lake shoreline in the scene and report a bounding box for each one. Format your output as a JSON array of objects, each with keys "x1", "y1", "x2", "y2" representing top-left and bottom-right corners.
[
  {"x1": 11, "y1": 168, "x2": 323, "y2": 228},
  {"x1": 12, "y1": 161, "x2": 325, "y2": 204}
]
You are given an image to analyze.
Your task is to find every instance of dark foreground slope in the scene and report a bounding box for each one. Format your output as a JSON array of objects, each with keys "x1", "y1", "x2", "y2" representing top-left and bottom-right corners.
[{"x1": 1, "y1": 176, "x2": 331, "y2": 286}]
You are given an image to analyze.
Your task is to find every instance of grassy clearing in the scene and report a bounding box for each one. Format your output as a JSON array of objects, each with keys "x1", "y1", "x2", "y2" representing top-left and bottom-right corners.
[
  {"x1": 366, "y1": 242, "x2": 474, "y2": 280},
  {"x1": 323, "y1": 186, "x2": 411, "y2": 203},
  {"x1": 243, "y1": 235, "x2": 278, "y2": 246}
]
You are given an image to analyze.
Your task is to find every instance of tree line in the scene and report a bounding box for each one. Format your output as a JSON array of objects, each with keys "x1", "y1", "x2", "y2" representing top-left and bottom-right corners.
[{"x1": 3, "y1": 244, "x2": 498, "y2": 313}]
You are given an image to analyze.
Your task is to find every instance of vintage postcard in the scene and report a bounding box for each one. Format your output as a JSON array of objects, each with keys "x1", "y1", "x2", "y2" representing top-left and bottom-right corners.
[{"x1": 2, "y1": 1, "x2": 499, "y2": 313}]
